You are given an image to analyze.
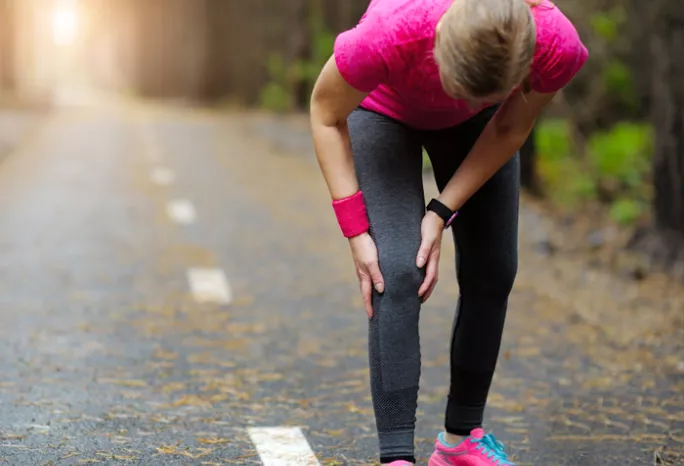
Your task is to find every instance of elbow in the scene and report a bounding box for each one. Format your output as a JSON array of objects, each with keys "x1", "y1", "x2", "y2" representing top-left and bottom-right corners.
[
  {"x1": 309, "y1": 90, "x2": 322, "y2": 120},
  {"x1": 309, "y1": 86, "x2": 333, "y2": 127},
  {"x1": 310, "y1": 84, "x2": 354, "y2": 129},
  {"x1": 310, "y1": 100, "x2": 347, "y2": 130},
  {"x1": 491, "y1": 118, "x2": 534, "y2": 150}
]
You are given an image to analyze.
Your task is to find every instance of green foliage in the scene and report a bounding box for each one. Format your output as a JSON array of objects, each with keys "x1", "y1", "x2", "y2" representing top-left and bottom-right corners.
[
  {"x1": 587, "y1": 122, "x2": 652, "y2": 191},
  {"x1": 536, "y1": 119, "x2": 573, "y2": 162},
  {"x1": 587, "y1": 7, "x2": 639, "y2": 119},
  {"x1": 259, "y1": 82, "x2": 293, "y2": 113},
  {"x1": 293, "y1": 26, "x2": 335, "y2": 106},
  {"x1": 536, "y1": 119, "x2": 588, "y2": 206},
  {"x1": 589, "y1": 6, "x2": 627, "y2": 43},
  {"x1": 422, "y1": 147, "x2": 431, "y2": 171},
  {"x1": 258, "y1": 54, "x2": 296, "y2": 112},
  {"x1": 590, "y1": 13, "x2": 620, "y2": 43},
  {"x1": 535, "y1": 119, "x2": 652, "y2": 223},
  {"x1": 259, "y1": 2, "x2": 335, "y2": 112},
  {"x1": 609, "y1": 198, "x2": 644, "y2": 225},
  {"x1": 602, "y1": 60, "x2": 637, "y2": 109},
  {"x1": 306, "y1": 5, "x2": 335, "y2": 68}
]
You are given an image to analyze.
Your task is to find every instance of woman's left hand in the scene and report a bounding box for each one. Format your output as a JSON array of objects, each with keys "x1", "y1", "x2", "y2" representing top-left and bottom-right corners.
[{"x1": 416, "y1": 211, "x2": 445, "y2": 303}]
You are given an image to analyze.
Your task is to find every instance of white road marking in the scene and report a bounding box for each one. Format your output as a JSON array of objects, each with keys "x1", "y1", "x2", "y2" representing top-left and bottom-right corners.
[
  {"x1": 167, "y1": 199, "x2": 196, "y2": 224},
  {"x1": 150, "y1": 167, "x2": 175, "y2": 185},
  {"x1": 186, "y1": 268, "x2": 232, "y2": 304},
  {"x1": 248, "y1": 427, "x2": 321, "y2": 466}
]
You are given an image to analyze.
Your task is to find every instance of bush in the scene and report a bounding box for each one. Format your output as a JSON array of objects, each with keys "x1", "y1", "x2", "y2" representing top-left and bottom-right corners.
[
  {"x1": 258, "y1": 55, "x2": 296, "y2": 113},
  {"x1": 535, "y1": 118, "x2": 652, "y2": 222},
  {"x1": 259, "y1": 6, "x2": 335, "y2": 112},
  {"x1": 587, "y1": 122, "x2": 652, "y2": 195},
  {"x1": 536, "y1": 119, "x2": 595, "y2": 206}
]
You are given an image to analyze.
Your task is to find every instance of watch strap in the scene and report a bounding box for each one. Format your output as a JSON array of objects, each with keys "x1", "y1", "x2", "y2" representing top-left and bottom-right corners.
[{"x1": 426, "y1": 198, "x2": 458, "y2": 228}]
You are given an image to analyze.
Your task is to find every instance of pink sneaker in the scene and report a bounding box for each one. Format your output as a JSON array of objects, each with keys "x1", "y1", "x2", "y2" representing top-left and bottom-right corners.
[
  {"x1": 428, "y1": 428, "x2": 515, "y2": 465},
  {"x1": 385, "y1": 462, "x2": 413, "y2": 466}
]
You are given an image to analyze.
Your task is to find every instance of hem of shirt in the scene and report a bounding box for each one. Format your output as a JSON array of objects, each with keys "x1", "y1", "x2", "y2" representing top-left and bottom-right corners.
[{"x1": 358, "y1": 101, "x2": 496, "y2": 131}]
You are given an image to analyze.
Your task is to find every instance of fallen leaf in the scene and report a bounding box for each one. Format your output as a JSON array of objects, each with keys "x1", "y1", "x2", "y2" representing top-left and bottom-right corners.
[
  {"x1": 156, "y1": 446, "x2": 178, "y2": 454},
  {"x1": 173, "y1": 395, "x2": 212, "y2": 409},
  {"x1": 197, "y1": 437, "x2": 229, "y2": 445},
  {"x1": 153, "y1": 349, "x2": 179, "y2": 360},
  {"x1": 162, "y1": 382, "x2": 187, "y2": 393},
  {"x1": 99, "y1": 379, "x2": 148, "y2": 388}
]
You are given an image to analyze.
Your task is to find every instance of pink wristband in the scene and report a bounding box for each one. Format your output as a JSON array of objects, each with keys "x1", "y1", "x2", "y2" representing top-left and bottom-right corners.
[{"x1": 332, "y1": 190, "x2": 370, "y2": 238}]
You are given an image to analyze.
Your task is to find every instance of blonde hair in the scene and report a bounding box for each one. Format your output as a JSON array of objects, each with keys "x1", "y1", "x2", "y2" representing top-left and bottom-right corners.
[{"x1": 434, "y1": 0, "x2": 540, "y2": 99}]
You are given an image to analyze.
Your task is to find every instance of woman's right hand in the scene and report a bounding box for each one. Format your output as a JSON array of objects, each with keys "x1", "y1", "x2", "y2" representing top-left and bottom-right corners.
[
  {"x1": 349, "y1": 232, "x2": 385, "y2": 318},
  {"x1": 309, "y1": 57, "x2": 381, "y2": 317}
]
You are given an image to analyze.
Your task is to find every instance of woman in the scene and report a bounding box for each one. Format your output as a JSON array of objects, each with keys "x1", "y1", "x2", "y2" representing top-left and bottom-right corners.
[{"x1": 309, "y1": 0, "x2": 588, "y2": 464}]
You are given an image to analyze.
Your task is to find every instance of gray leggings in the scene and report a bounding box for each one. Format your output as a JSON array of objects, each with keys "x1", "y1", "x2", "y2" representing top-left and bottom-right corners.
[{"x1": 348, "y1": 106, "x2": 519, "y2": 463}]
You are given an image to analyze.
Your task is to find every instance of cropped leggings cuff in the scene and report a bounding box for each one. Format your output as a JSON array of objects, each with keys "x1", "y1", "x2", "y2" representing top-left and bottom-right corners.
[
  {"x1": 378, "y1": 430, "x2": 415, "y2": 464},
  {"x1": 445, "y1": 367, "x2": 495, "y2": 435},
  {"x1": 445, "y1": 404, "x2": 485, "y2": 436}
]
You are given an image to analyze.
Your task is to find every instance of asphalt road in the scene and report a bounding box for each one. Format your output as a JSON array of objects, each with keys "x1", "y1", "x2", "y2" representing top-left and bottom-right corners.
[{"x1": 0, "y1": 103, "x2": 682, "y2": 466}]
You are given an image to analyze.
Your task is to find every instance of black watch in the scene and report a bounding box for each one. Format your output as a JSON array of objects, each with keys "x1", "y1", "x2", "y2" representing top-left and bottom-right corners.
[{"x1": 426, "y1": 198, "x2": 458, "y2": 229}]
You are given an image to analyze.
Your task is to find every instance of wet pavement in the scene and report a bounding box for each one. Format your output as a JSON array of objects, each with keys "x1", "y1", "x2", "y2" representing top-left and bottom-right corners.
[{"x1": 0, "y1": 103, "x2": 682, "y2": 465}]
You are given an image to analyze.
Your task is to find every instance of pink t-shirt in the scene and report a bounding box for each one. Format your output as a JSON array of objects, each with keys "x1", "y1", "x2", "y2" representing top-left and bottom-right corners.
[{"x1": 334, "y1": 0, "x2": 588, "y2": 130}]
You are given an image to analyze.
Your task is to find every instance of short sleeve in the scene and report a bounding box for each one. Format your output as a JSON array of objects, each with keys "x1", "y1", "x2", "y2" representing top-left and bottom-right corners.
[
  {"x1": 334, "y1": 18, "x2": 389, "y2": 93},
  {"x1": 530, "y1": 10, "x2": 589, "y2": 94}
]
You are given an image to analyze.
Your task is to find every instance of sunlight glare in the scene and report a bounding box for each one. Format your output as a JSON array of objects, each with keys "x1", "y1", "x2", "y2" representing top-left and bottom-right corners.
[{"x1": 52, "y1": 6, "x2": 79, "y2": 47}]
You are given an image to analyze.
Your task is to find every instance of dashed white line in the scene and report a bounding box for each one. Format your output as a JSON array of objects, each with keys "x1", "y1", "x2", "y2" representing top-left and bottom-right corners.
[
  {"x1": 248, "y1": 427, "x2": 321, "y2": 466},
  {"x1": 167, "y1": 199, "x2": 196, "y2": 224},
  {"x1": 150, "y1": 167, "x2": 175, "y2": 185},
  {"x1": 186, "y1": 268, "x2": 233, "y2": 304}
]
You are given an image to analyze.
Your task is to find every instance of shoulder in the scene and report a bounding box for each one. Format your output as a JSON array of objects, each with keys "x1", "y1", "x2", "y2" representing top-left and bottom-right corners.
[
  {"x1": 333, "y1": 12, "x2": 392, "y2": 93},
  {"x1": 333, "y1": 0, "x2": 442, "y2": 92},
  {"x1": 530, "y1": 1, "x2": 589, "y2": 93}
]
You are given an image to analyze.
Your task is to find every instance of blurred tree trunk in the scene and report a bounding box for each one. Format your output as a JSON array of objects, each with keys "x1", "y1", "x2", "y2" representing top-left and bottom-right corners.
[
  {"x1": 0, "y1": 0, "x2": 16, "y2": 92},
  {"x1": 133, "y1": 0, "x2": 209, "y2": 99},
  {"x1": 651, "y1": 1, "x2": 684, "y2": 240},
  {"x1": 324, "y1": 0, "x2": 365, "y2": 33},
  {"x1": 115, "y1": 0, "x2": 372, "y2": 104},
  {"x1": 203, "y1": 0, "x2": 232, "y2": 102},
  {"x1": 519, "y1": 126, "x2": 541, "y2": 196},
  {"x1": 292, "y1": 0, "x2": 310, "y2": 109}
]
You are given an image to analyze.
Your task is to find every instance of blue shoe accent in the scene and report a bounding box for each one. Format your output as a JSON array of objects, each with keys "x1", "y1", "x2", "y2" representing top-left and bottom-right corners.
[
  {"x1": 437, "y1": 432, "x2": 464, "y2": 449},
  {"x1": 473, "y1": 433, "x2": 514, "y2": 465}
]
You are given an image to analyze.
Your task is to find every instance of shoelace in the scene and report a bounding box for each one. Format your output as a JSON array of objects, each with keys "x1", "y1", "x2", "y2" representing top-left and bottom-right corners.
[
  {"x1": 483, "y1": 433, "x2": 508, "y2": 457},
  {"x1": 473, "y1": 433, "x2": 514, "y2": 465}
]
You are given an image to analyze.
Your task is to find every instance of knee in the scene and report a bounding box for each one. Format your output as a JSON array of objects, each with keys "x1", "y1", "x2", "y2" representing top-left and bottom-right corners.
[{"x1": 379, "y1": 250, "x2": 424, "y2": 298}]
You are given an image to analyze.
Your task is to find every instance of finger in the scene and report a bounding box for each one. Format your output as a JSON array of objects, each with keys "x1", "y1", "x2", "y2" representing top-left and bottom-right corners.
[
  {"x1": 421, "y1": 279, "x2": 438, "y2": 303},
  {"x1": 360, "y1": 276, "x2": 373, "y2": 318},
  {"x1": 366, "y1": 261, "x2": 385, "y2": 294},
  {"x1": 416, "y1": 237, "x2": 433, "y2": 269},
  {"x1": 421, "y1": 248, "x2": 440, "y2": 303},
  {"x1": 422, "y1": 248, "x2": 442, "y2": 301},
  {"x1": 419, "y1": 248, "x2": 439, "y2": 297}
]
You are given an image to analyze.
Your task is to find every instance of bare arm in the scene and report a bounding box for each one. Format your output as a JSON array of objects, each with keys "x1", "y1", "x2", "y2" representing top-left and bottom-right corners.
[
  {"x1": 437, "y1": 90, "x2": 556, "y2": 213},
  {"x1": 310, "y1": 55, "x2": 386, "y2": 317},
  {"x1": 309, "y1": 55, "x2": 369, "y2": 200}
]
